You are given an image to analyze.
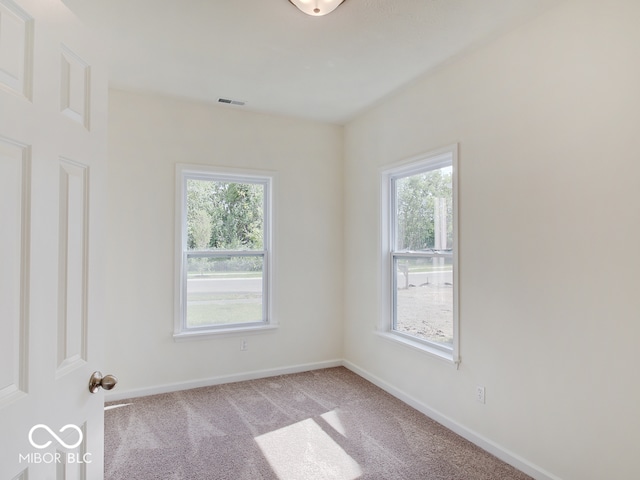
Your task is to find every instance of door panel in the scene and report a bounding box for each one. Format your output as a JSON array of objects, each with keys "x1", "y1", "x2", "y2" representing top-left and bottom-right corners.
[
  {"x1": 0, "y1": 137, "x2": 29, "y2": 405},
  {"x1": 57, "y1": 158, "x2": 89, "y2": 376},
  {"x1": 0, "y1": 0, "x2": 33, "y2": 99},
  {"x1": 0, "y1": 0, "x2": 107, "y2": 478}
]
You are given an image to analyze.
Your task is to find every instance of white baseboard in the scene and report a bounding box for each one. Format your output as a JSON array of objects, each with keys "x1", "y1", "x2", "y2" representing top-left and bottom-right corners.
[
  {"x1": 104, "y1": 359, "x2": 343, "y2": 402},
  {"x1": 342, "y1": 360, "x2": 562, "y2": 480}
]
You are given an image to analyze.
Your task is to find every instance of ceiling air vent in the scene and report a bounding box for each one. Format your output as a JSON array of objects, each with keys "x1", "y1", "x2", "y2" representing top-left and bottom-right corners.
[{"x1": 218, "y1": 98, "x2": 245, "y2": 106}]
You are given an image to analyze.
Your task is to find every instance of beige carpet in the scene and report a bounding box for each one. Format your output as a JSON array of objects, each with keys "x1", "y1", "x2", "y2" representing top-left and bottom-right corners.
[{"x1": 104, "y1": 367, "x2": 532, "y2": 479}]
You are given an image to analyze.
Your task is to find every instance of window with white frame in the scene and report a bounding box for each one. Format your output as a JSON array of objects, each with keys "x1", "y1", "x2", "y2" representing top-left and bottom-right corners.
[
  {"x1": 381, "y1": 145, "x2": 459, "y2": 362},
  {"x1": 175, "y1": 165, "x2": 273, "y2": 337}
]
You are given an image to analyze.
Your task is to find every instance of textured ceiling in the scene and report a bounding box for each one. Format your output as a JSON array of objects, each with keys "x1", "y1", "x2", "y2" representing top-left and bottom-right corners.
[{"x1": 64, "y1": 0, "x2": 561, "y2": 124}]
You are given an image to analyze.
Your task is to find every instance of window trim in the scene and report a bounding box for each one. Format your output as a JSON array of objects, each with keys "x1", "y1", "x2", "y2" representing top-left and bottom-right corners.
[
  {"x1": 174, "y1": 164, "x2": 276, "y2": 340},
  {"x1": 379, "y1": 144, "x2": 460, "y2": 365}
]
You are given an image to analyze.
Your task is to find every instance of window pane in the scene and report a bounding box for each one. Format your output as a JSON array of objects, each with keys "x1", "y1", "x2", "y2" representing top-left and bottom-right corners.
[
  {"x1": 186, "y1": 256, "x2": 264, "y2": 328},
  {"x1": 394, "y1": 256, "x2": 453, "y2": 346},
  {"x1": 395, "y1": 166, "x2": 452, "y2": 252},
  {"x1": 186, "y1": 179, "x2": 264, "y2": 251}
]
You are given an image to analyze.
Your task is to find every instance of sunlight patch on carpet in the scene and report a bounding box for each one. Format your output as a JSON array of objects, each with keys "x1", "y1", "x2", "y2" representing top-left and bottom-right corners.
[
  {"x1": 255, "y1": 418, "x2": 362, "y2": 480},
  {"x1": 320, "y1": 409, "x2": 347, "y2": 437},
  {"x1": 104, "y1": 403, "x2": 132, "y2": 411}
]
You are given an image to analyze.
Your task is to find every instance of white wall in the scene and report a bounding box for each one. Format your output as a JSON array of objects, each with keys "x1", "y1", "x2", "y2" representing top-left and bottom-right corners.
[
  {"x1": 343, "y1": 1, "x2": 640, "y2": 479},
  {"x1": 106, "y1": 90, "x2": 344, "y2": 395}
]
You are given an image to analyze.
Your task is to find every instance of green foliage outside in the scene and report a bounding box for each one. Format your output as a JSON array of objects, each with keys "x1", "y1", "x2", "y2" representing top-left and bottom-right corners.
[
  {"x1": 396, "y1": 167, "x2": 453, "y2": 251},
  {"x1": 187, "y1": 179, "x2": 264, "y2": 275},
  {"x1": 187, "y1": 179, "x2": 264, "y2": 250}
]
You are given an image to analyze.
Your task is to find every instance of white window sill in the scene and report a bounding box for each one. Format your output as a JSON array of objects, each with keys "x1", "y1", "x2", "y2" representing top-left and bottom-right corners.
[
  {"x1": 173, "y1": 324, "x2": 279, "y2": 342},
  {"x1": 374, "y1": 331, "x2": 460, "y2": 367}
]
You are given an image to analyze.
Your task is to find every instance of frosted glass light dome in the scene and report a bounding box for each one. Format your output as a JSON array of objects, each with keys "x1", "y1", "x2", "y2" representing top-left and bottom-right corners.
[{"x1": 288, "y1": 0, "x2": 346, "y2": 17}]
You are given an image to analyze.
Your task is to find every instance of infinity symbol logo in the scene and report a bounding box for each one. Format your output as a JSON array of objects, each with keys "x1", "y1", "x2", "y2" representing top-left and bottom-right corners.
[{"x1": 28, "y1": 424, "x2": 83, "y2": 450}]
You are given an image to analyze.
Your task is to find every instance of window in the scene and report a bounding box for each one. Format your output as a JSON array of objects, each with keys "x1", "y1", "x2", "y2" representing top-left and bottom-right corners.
[
  {"x1": 381, "y1": 145, "x2": 459, "y2": 363},
  {"x1": 175, "y1": 165, "x2": 273, "y2": 338}
]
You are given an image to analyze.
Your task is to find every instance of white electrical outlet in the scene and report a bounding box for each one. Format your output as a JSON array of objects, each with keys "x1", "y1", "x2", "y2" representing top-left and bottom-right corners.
[
  {"x1": 476, "y1": 386, "x2": 486, "y2": 404},
  {"x1": 240, "y1": 339, "x2": 248, "y2": 351}
]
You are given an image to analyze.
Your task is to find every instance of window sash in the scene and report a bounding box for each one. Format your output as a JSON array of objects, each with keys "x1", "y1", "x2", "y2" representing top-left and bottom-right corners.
[
  {"x1": 392, "y1": 251, "x2": 452, "y2": 258},
  {"x1": 182, "y1": 251, "x2": 268, "y2": 331},
  {"x1": 182, "y1": 174, "x2": 269, "y2": 253},
  {"x1": 391, "y1": 254, "x2": 453, "y2": 354}
]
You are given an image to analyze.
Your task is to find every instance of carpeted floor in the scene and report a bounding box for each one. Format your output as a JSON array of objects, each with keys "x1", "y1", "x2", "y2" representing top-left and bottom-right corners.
[{"x1": 104, "y1": 367, "x2": 532, "y2": 479}]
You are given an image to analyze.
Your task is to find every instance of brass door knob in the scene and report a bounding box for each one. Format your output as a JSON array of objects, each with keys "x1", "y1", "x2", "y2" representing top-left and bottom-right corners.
[{"x1": 88, "y1": 371, "x2": 118, "y2": 393}]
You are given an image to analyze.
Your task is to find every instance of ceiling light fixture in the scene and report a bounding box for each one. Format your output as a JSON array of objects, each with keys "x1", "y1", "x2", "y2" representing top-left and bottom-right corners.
[{"x1": 288, "y1": 0, "x2": 346, "y2": 17}]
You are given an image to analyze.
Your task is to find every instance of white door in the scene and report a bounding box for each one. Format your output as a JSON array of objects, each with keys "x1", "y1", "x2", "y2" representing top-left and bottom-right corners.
[{"x1": 0, "y1": 0, "x2": 109, "y2": 478}]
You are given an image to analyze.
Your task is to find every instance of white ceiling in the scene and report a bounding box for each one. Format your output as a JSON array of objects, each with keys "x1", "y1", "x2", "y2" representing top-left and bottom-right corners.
[{"x1": 64, "y1": 0, "x2": 561, "y2": 125}]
